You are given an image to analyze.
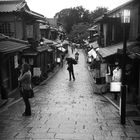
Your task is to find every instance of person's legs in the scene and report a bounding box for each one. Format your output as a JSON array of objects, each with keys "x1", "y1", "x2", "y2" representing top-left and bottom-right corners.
[
  {"x1": 22, "y1": 90, "x2": 31, "y2": 116},
  {"x1": 71, "y1": 70, "x2": 75, "y2": 80},
  {"x1": 69, "y1": 71, "x2": 72, "y2": 81}
]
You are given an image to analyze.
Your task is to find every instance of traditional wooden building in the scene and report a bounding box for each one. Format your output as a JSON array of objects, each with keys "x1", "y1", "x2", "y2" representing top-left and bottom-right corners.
[
  {"x1": 0, "y1": 0, "x2": 58, "y2": 85},
  {"x1": 0, "y1": 34, "x2": 30, "y2": 98},
  {"x1": 87, "y1": 25, "x2": 98, "y2": 43},
  {"x1": 0, "y1": 0, "x2": 45, "y2": 41},
  {"x1": 93, "y1": 0, "x2": 140, "y2": 105}
]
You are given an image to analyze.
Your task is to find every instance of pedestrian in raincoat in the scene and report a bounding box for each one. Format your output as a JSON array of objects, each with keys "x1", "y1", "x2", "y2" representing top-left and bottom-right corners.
[{"x1": 18, "y1": 63, "x2": 32, "y2": 116}]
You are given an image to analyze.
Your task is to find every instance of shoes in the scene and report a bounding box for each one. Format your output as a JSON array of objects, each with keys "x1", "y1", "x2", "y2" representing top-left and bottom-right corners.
[
  {"x1": 73, "y1": 78, "x2": 75, "y2": 81},
  {"x1": 22, "y1": 112, "x2": 31, "y2": 116}
]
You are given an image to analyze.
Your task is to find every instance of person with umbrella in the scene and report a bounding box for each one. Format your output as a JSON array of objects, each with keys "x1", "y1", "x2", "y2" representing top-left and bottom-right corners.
[{"x1": 66, "y1": 57, "x2": 77, "y2": 81}]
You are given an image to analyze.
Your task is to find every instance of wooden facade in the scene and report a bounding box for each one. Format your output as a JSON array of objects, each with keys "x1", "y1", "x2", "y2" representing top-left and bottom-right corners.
[
  {"x1": 0, "y1": 0, "x2": 56, "y2": 97},
  {"x1": 0, "y1": 36, "x2": 29, "y2": 98},
  {"x1": 94, "y1": 0, "x2": 140, "y2": 104}
]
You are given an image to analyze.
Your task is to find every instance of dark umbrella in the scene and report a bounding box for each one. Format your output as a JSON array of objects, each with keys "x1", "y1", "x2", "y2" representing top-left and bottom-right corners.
[{"x1": 66, "y1": 57, "x2": 77, "y2": 64}]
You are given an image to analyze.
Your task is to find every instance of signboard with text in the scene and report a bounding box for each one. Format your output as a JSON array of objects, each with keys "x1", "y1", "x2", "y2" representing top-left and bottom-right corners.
[{"x1": 33, "y1": 67, "x2": 41, "y2": 77}]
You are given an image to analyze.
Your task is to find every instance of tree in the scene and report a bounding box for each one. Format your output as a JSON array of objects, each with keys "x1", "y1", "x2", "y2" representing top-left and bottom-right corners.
[
  {"x1": 68, "y1": 22, "x2": 90, "y2": 44},
  {"x1": 54, "y1": 6, "x2": 108, "y2": 42},
  {"x1": 90, "y1": 7, "x2": 108, "y2": 23},
  {"x1": 55, "y1": 6, "x2": 90, "y2": 34}
]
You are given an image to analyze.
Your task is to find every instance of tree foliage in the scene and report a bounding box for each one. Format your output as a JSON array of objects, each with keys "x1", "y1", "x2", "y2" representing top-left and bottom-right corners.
[
  {"x1": 55, "y1": 6, "x2": 108, "y2": 43},
  {"x1": 90, "y1": 7, "x2": 108, "y2": 23},
  {"x1": 68, "y1": 22, "x2": 90, "y2": 43},
  {"x1": 55, "y1": 6, "x2": 90, "y2": 34}
]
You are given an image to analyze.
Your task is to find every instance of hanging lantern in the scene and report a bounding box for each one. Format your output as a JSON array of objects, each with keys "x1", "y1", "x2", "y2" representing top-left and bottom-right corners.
[
  {"x1": 57, "y1": 57, "x2": 61, "y2": 63},
  {"x1": 88, "y1": 57, "x2": 92, "y2": 63},
  {"x1": 121, "y1": 9, "x2": 130, "y2": 23}
]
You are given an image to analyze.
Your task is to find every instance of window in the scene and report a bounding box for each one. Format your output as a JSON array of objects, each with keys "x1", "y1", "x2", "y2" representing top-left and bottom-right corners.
[{"x1": 0, "y1": 22, "x2": 13, "y2": 36}]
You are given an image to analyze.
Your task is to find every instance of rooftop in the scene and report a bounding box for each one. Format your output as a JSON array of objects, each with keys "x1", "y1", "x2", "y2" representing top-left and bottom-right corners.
[
  {"x1": 0, "y1": 34, "x2": 30, "y2": 54},
  {"x1": 0, "y1": 0, "x2": 45, "y2": 20}
]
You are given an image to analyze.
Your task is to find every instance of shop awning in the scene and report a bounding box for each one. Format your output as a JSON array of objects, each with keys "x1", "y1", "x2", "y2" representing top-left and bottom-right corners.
[
  {"x1": 58, "y1": 47, "x2": 66, "y2": 52},
  {"x1": 88, "y1": 25, "x2": 98, "y2": 31},
  {"x1": 43, "y1": 38, "x2": 54, "y2": 44},
  {"x1": 127, "y1": 42, "x2": 140, "y2": 59},
  {"x1": 62, "y1": 40, "x2": 69, "y2": 45},
  {"x1": 97, "y1": 43, "x2": 123, "y2": 58},
  {"x1": 97, "y1": 42, "x2": 134, "y2": 58},
  {"x1": 22, "y1": 52, "x2": 38, "y2": 56},
  {"x1": 88, "y1": 49, "x2": 97, "y2": 58},
  {"x1": 89, "y1": 41, "x2": 99, "y2": 49},
  {"x1": 0, "y1": 40, "x2": 29, "y2": 54},
  {"x1": 37, "y1": 45, "x2": 53, "y2": 52}
]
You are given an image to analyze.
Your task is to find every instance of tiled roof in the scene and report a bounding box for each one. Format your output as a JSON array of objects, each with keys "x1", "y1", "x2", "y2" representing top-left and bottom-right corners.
[
  {"x1": 127, "y1": 42, "x2": 140, "y2": 58},
  {"x1": 0, "y1": 0, "x2": 45, "y2": 20},
  {"x1": 127, "y1": 42, "x2": 140, "y2": 53},
  {"x1": 97, "y1": 42, "x2": 135, "y2": 58},
  {"x1": 99, "y1": 43, "x2": 123, "y2": 58},
  {"x1": 0, "y1": 0, "x2": 26, "y2": 12},
  {"x1": 97, "y1": 43, "x2": 123, "y2": 58},
  {"x1": 24, "y1": 10, "x2": 45, "y2": 20},
  {"x1": 37, "y1": 45, "x2": 53, "y2": 52},
  {"x1": 0, "y1": 40, "x2": 29, "y2": 53},
  {"x1": 0, "y1": 34, "x2": 30, "y2": 53}
]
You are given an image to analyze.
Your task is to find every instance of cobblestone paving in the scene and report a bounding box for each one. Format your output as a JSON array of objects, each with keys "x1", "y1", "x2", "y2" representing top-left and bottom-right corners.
[{"x1": 0, "y1": 48, "x2": 140, "y2": 140}]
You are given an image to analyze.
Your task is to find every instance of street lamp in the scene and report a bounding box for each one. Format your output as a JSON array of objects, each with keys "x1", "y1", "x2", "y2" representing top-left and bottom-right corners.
[{"x1": 120, "y1": 9, "x2": 130, "y2": 125}]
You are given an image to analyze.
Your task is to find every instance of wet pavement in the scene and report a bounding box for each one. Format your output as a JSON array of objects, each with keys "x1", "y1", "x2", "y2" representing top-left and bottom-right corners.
[{"x1": 0, "y1": 47, "x2": 140, "y2": 140}]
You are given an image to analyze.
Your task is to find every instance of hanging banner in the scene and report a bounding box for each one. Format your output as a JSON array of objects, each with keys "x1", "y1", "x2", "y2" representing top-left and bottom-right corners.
[
  {"x1": 110, "y1": 82, "x2": 121, "y2": 92},
  {"x1": 14, "y1": 55, "x2": 18, "y2": 68},
  {"x1": 29, "y1": 58, "x2": 33, "y2": 65},
  {"x1": 100, "y1": 63, "x2": 107, "y2": 77},
  {"x1": 26, "y1": 25, "x2": 33, "y2": 38},
  {"x1": 33, "y1": 67, "x2": 41, "y2": 77}
]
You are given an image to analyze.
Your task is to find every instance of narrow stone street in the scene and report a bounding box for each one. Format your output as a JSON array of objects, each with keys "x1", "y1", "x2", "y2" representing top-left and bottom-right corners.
[{"x1": 0, "y1": 48, "x2": 140, "y2": 140}]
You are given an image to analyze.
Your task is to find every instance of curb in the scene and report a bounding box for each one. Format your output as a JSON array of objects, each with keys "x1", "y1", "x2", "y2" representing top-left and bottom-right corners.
[{"x1": 0, "y1": 99, "x2": 8, "y2": 108}]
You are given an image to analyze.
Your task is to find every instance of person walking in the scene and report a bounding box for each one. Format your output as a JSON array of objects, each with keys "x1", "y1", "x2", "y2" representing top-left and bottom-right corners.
[
  {"x1": 66, "y1": 59, "x2": 75, "y2": 81},
  {"x1": 75, "y1": 52, "x2": 79, "y2": 62},
  {"x1": 18, "y1": 63, "x2": 32, "y2": 116},
  {"x1": 61, "y1": 54, "x2": 64, "y2": 67}
]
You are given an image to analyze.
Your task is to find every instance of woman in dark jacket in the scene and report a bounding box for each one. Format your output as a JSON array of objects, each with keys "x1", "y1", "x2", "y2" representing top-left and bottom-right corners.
[{"x1": 18, "y1": 63, "x2": 32, "y2": 116}]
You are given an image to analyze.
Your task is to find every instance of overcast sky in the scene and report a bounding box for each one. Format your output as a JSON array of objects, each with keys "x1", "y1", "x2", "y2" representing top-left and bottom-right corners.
[{"x1": 26, "y1": 0, "x2": 130, "y2": 18}]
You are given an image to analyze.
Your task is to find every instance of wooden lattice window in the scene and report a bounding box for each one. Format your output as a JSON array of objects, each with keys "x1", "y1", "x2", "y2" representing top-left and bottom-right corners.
[{"x1": 0, "y1": 22, "x2": 13, "y2": 36}]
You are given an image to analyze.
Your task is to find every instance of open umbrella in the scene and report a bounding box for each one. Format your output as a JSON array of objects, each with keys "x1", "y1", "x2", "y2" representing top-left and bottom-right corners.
[{"x1": 66, "y1": 57, "x2": 77, "y2": 64}]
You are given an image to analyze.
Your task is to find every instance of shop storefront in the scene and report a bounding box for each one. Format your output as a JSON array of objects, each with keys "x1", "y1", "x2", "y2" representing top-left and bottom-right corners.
[{"x1": 0, "y1": 35, "x2": 29, "y2": 98}]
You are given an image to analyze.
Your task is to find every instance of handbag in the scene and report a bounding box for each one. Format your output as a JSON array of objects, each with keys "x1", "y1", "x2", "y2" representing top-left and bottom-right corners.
[
  {"x1": 24, "y1": 89, "x2": 34, "y2": 98},
  {"x1": 67, "y1": 66, "x2": 70, "y2": 71},
  {"x1": 29, "y1": 88, "x2": 34, "y2": 98}
]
